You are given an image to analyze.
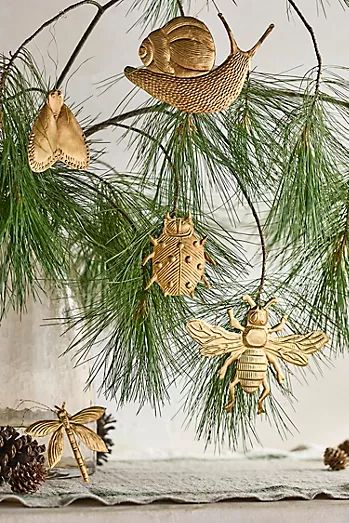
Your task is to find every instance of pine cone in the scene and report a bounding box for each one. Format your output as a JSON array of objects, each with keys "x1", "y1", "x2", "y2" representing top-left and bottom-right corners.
[
  {"x1": 0, "y1": 426, "x2": 46, "y2": 491},
  {"x1": 324, "y1": 447, "x2": 348, "y2": 471},
  {"x1": 338, "y1": 440, "x2": 349, "y2": 456},
  {"x1": 97, "y1": 413, "x2": 116, "y2": 466},
  {"x1": 9, "y1": 461, "x2": 46, "y2": 493}
]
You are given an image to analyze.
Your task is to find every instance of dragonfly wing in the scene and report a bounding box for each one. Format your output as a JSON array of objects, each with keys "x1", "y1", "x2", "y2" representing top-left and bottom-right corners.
[
  {"x1": 26, "y1": 420, "x2": 62, "y2": 437},
  {"x1": 56, "y1": 105, "x2": 90, "y2": 170},
  {"x1": 28, "y1": 103, "x2": 59, "y2": 172},
  {"x1": 186, "y1": 319, "x2": 244, "y2": 357},
  {"x1": 266, "y1": 331, "x2": 328, "y2": 367},
  {"x1": 70, "y1": 406, "x2": 106, "y2": 424},
  {"x1": 71, "y1": 423, "x2": 108, "y2": 452},
  {"x1": 47, "y1": 427, "x2": 64, "y2": 469}
]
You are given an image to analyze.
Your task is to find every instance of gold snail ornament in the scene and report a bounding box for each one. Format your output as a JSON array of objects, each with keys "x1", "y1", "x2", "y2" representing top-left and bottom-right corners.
[
  {"x1": 28, "y1": 90, "x2": 90, "y2": 173},
  {"x1": 186, "y1": 295, "x2": 328, "y2": 414},
  {"x1": 142, "y1": 213, "x2": 214, "y2": 297},
  {"x1": 125, "y1": 14, "x2": 274, "y2": 113}
]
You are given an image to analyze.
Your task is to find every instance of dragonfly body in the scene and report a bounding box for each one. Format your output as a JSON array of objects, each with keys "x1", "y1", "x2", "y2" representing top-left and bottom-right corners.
[
  {"x1": 58, "y1": 407, "x2": 90, "y2": 483},
  {"x1": 26, "y1": 402, "x2": 107, "y2": 483}
]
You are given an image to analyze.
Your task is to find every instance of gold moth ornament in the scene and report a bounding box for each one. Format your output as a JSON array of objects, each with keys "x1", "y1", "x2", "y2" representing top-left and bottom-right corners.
[
  {"x1": 28, "y1": 90, "x2": 90, "y2": 173},
  {"x1": 143, "y1": 213, "x2": 214, "y2": 297},
  {"x1": 26, "y1": 402, "x2": 107, "y2": 483},
  {"x1": 186, "y1": 295, "x2": 328, "y2": 414},
  {"x1": 125, "y1": 14, "x2": 274, "y2": 113}
]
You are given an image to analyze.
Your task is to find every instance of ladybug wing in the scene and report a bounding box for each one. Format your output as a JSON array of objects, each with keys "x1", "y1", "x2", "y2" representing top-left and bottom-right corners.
[{"x1": 186, "y1": 319, "x2": 244, "y2": 357}]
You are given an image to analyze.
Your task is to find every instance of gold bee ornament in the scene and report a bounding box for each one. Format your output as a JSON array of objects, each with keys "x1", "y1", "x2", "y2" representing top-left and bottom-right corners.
[
  {"x1": 125, "y1": 14, "x2": 274, "y2": 113},
  {"x1": 26, "y1": 403, "x2": 107, "y2": 483},
  {"x1": 143, "y1": 213, "x2": 213, "y2": 297},
  {"x1": 28, "y1": 90, "x2": 90, "y2": 173},
  {"x1": 186, "y1": 295, "x2": 328, "y2": 414}
]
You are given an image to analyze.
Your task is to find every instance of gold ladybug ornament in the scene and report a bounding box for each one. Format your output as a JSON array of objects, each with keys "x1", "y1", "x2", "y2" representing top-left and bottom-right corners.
[
  {"x1": 125, "y1": 14, "x2": 274, "y2": 113},
  {"x1": 142, "y1": 213, "x2": 214, "y2": 297}
]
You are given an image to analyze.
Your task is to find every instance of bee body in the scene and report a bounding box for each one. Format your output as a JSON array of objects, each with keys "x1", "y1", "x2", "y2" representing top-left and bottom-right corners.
[{"x1": 237, "y1": 347, "x2": 268, "y2": 393}]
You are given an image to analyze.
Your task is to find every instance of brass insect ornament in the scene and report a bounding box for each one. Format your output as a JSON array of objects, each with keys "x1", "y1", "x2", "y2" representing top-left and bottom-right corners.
[
  {"x1": 28, "y1": 90, "x2": 90, "y2": 173},
  {"x1": 143, "y1": 213, "x2": 213, "y2": 297},
  {"x1": 186, "y1": 295, "x2": 328, "y2": 414},
  {"x1": 26, "y1": 403, "x2": 107, "y2": 483},
  {"x1": 125, "y1": 14, "x2": 274, "y2": 113}
]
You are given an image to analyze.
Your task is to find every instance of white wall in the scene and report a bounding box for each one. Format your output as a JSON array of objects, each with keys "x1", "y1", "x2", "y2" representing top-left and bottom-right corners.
[{"x1": 1, "y1": 0, "x2": 349, "y2": 458}]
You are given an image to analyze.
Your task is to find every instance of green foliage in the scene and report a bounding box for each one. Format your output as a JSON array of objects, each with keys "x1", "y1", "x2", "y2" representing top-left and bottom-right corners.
[{"x1": 2, "y1": 0, "x2": 349, "y2": 450}]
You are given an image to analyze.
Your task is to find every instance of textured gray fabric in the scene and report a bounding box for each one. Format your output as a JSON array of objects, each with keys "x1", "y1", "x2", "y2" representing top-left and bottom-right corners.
[{"x1": 0, "y1": 459, "x2": 349, "y2": 508}]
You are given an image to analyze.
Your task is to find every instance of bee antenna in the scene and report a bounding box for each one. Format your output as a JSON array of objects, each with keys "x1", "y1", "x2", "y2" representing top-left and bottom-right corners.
[
  {"x1": 242, "y1": 295, "x2": 256, "y2": 308},
  {"x1": 264, "y1": 297, "x2": 277, "y2": 309}
]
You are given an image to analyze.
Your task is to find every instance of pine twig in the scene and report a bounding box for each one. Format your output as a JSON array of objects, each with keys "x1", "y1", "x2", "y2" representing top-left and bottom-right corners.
[
  {"x1": 176, "y1": 0, "x2": 185, "y2": 16},
  {"x1": 287, "y1": 0, "x2": 323, "y2": 93},
  {"x1": 56, "y1": 0, "x2": 121, "y2": 87},
  {"x1": 0, "y1": 1, "x2": 101, "y2": 101},
  {"x1": 85, "y1": 106, "x2": 168, "y2": 136}
]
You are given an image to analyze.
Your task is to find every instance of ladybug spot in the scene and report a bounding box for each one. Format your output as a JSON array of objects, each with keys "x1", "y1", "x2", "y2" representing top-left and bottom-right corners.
[
  {"x1": 177, "y1": 242, "x2": 184, "y2": 250},
  {"x1": 186, "y1": 282, "x2": 193, "y2": 289},
  {"x1": 185, "y1": 256, "x2": 192, "y2": 263},
  {"x1": 155, "y1": 261, "x2": 163, "y2": 268},
  {"x1": 193, "y1": 240, "x2": 199, "y2": 247},
  {"x1": 197, "y1": 263, "x2": 203, "y2": 270},
  {"x1": 168, "y1": 255, "x2": 176, "y2": 262}
]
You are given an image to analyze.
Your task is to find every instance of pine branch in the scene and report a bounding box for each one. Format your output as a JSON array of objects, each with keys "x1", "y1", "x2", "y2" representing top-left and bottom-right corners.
[
  {"x1": 0, "y1": 1, "x2": 102, "y2": 102},
  {"x1": 56, "y1": 0, "x2": 121, "y2": 87},
  {"x1": 287, "y1": 0, "x2": 323, "y2": 93}
]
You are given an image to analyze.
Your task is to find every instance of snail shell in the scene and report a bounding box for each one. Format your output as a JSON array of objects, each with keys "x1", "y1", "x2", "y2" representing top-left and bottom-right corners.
[{"x1": 138, "y1": 16, "x2": 216, "y2": 78}]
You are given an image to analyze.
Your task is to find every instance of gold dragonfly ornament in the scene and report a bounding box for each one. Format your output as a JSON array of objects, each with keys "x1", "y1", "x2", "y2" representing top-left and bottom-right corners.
[
  {"x1": 186, "y1": 295, "x2": 329, "y2": 414},
  {"x1": 26, "y1": 403, "x2": 107, "y2": 483}
]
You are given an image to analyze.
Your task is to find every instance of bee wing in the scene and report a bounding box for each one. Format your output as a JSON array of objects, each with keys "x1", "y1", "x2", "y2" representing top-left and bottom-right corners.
[
  {"x1": 26, "y1": 419, "x2": 62, "y2": 437},
  {"x1": 47, "y1": 426, "x2": 64, "y2": 469},
  {"x1": 266, "y1": 331, "x2": 329, "y2": 366},
  {"x1": 28, "y1": 103, "x2": 59, "y2": 172},
  {"x1": 186, "y1": 319, "x2": 244, "y2": 357},
  {"x1": 70, "y1": 406, "x2": 106, "y2": 424},
  {"x1": 71, "y1": 423, "x2": 108, "y2": 452},
  {"x1": 56, "y1": 105, "x2": 90, "y2": 170}
]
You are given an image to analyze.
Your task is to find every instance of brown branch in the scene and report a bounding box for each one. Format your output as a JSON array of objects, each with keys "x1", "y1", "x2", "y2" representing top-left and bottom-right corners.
[
  {"x1": 56, "y1": 0, "x2": 121, "y2": 88},
  {"x1": 176, "y1": 0, "x2": 185, "y2": 16},
  {"x1": 287, "y1": 0, "x2": 323, "y2": 93},
  {"x1": 0, "y1": 1, "x2": 101, "y2": 100},
  {"x1": 85, "y1": 106, "x2": 168, "y2": 137}
]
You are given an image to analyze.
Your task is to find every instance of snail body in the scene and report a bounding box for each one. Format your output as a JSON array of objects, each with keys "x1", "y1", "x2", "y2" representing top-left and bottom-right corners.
[{"x1": 125, "y1": 15, "x2": 274, "y2": 114}]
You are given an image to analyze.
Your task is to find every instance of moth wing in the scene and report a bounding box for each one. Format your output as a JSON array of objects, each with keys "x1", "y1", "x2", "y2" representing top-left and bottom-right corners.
[
  {"x1": 56, "y1": 105, "x2": 89, "y2": 170},
  {"x1": 70, "y1": 406, "x2": 106, "y2": 424},
  {"x1": 26, "y1": 419, "x2": 62, "y2": 437},
  {"x1": 266, "y1": 331, "x2": 328, "y2": 367},
  {"x1": 47, "y1": 426, "x2": 64, "y2": 469},
  {"x1": 28, "y1": 103, "x2": 59, "y2": 172},
  {"x1": 71, "y1": 423, "x2": 108, "y2": 452},
  {"x1": 186, "y1": 319, "x2": 245, "y2": 357}
]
